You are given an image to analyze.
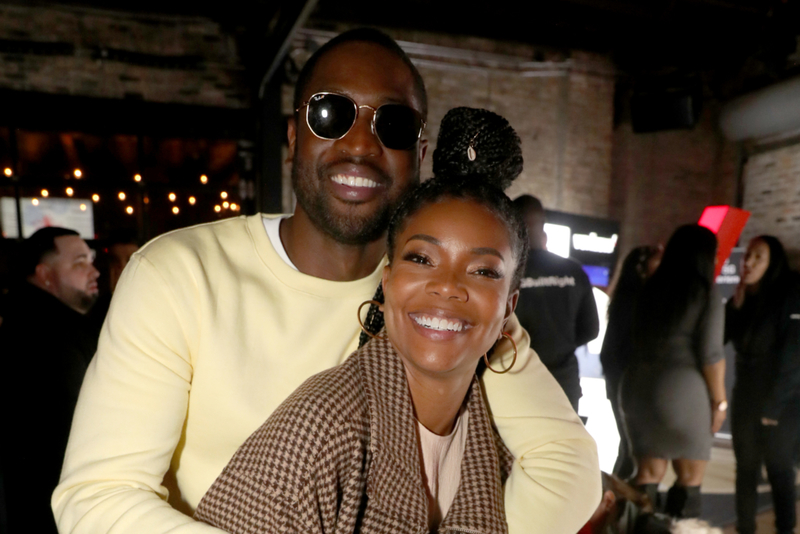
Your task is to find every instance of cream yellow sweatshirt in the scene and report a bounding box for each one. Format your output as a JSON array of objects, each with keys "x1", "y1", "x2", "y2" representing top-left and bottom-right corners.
[{"x1": 53, "y1": 214, "x2": 600, "y2": 534}]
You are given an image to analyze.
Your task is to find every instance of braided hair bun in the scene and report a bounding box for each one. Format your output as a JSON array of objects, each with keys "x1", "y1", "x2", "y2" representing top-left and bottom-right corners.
[{"x1": 432, "y1": 107, "x2": 523, "y2": 190}]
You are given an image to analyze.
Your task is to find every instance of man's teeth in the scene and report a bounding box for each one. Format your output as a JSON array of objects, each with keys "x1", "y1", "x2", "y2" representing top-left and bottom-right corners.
[
  {"x1": 413, "y1": 316, "x2": 464, "y2": 332},
  {"x1": 331, "y1": 175, "x2": 379, "y2": 188}
]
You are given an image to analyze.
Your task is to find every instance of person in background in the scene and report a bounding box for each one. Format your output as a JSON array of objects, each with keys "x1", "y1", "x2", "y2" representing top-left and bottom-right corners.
[
  {"x1": 725, "y1": 236, "x2": 800, "y2": 534},
  {"x1": 601, "y1": 245, "x2": 662, "y2": 480},
  {"x1": 0, "y1": 227, "x2": 100, "y2": 534},
  {"x1": 512, "y1": 195, "x2": 599, "y2": 411},
  {"x1": 620, "y1": 225, "x2": 726, "y2": 519}
]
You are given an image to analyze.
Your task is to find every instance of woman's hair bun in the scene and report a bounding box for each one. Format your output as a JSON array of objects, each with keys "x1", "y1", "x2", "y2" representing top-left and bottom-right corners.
[{"x1": 432, "y1": 107, "x2": 523, "y2": 190}]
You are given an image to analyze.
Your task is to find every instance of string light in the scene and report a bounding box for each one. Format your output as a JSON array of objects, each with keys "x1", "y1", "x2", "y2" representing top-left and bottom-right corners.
[
  {"x1": 220, "y1": 191, "x2": 228, "y2": 199},
  {"x1": 134, "y1": 173, "x2": 142, "y2": 182},
  {"x1": 80, "y1": 203, "x2": 87, "y2": 211},
  {"x1": 172, "y1": 206, "x2": 180, "y2": 215},
  {"x1": 32, "y1": 198, "x2": 39, "y2": 206},
  {"x1": 188, "y1": 196, "x2": 196, "y2": 205},
  {"x1": 41, "y1": 189, "x2": 49, "y2": 197},
  {"x1": 3, "y1": 168, "x2": 11, "y2": 177},
  {"x1": 214, "y1": 205, "x2": 221, "y2": 213},
  {"x1": 168, "y1": 193, "x2": 176, "y2": 202},
  {"x1": 73, "y1": 169, "x2": 82, "y2": 179},
  {"x1": 230, "y1": 203, "x2": 239, "y2": 211},
  {"x1": 222, "y1": 201, "x2": 229, "y2": 209},
  {"x1": 118, "y1": 192, "x2": 126, "y2": 201},
  {"x1": 126, "y1": 206, "x2": 134, "y2": 215},
  {"x1": 66, "y1": 187, "x2": 74, "y2": 197},
  {"x1": 92, "y1": 194, "x2": 100, "y2": 202},
  {"x1": 200, "y1": 174, "x2": 208, "y2": 184},
  {"x1": 143, "y1": 196, "x2": 150, "y2": 205}
]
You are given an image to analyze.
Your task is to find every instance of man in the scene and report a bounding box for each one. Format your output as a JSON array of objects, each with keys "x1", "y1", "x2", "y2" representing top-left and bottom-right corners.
[
  {"x1": 53, "y1": 30, "x2": 600, "y2": 534},
  {"x1": 0, "y1": 227, "x2": 100, "y2": 534},
  {"x1": 513, "y1": 195, "x2": 600, "y2": 412}
]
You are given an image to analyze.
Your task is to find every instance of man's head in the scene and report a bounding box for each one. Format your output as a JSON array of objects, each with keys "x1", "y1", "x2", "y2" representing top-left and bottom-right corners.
[
  {"x1": 24, "y1": 227, "x2": 99, "y2": 314},
  {"x1": 513, "y1": 195, "x2": 547, "y2": 250},
  {"x1": 287, "y1": 28, "x2": 429, "y2": 245}
]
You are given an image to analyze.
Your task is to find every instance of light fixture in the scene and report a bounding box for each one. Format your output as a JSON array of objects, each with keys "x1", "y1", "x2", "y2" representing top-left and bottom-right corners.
[
  {"x1": 168, "y1": 193, "x2": 176, "y2": 202},
  {"x1": 172, "y1": 206, "x2": 180, "y2": 215},
  {"x1": 188, "y1": 196, "x2": 196, "y2": 205},
  {"x1": 214, "y1": 205, "x2": 221, "y2": 213},
  {"x1": 80, "y1": 203, "x2": 87, "y2": 211},
  {"x1": 126, "y1": 206, "x2": 134, "y2": 215},
  {"x1": 200, "y1": 174, "x2": 208, "y2": 184},
  {"x1": 32, "y1": 198, "x2": 39, "y2": 206},
  {"x1": 3, "y1": 168, "x2": 11, "y2": 177},
  {"x1": 134, "y1": 173, "x2": 142, "y2": 182},
  {"x1": 222, "y1": 201, "x2": 229, "y2": 209},
  {"x1": 118, "y1": 192, "x2": 126, "y2": 201},
  {"x1": 220, "y1": 191, "x2": 228, "y2": 199},
  {"x1": 73, "y1": 169, "x2": 82, "y2": 179},
  {"x1": 66, "y1": 187, "x2": 74, "y2": 197},
  {"x1": 230, "y1": 203, "x2": 238, "y2": 211},
  {"x1": 92, "y1": 194, "x2": 100, "y2": 202},
  {"x1": 41, "y1": 189, "x2": 49, "y2": 197}
]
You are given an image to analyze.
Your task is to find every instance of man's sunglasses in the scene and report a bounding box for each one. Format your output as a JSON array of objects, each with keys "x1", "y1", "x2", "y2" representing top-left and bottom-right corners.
[{"x1": 296, "y1": 92, "x2": 426, "y2": 151}]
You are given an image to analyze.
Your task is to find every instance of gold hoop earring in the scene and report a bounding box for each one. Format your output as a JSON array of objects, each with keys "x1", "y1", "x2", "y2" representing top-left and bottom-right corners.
[
  {"x1": 483, "y1": 332, "x2": 517, "y2": 374},
  {"x1": 357, "y1": 300, "x2": 388, "y2": 341}
]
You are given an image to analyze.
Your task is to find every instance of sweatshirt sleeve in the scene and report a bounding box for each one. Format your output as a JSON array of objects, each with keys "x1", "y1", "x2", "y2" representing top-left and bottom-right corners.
[
  {"x1": 52, "y1": 253, "x2": 226, "y2": 534},
  {"x1": 761, "y1": 285, "x2": 800, "y2": 421},
  {"x1": 482, "y1": 313, "x2": 602, "y2": 534}
]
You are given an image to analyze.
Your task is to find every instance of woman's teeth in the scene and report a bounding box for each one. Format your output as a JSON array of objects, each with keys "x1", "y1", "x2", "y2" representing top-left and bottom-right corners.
[
  {"x1": 331, "y1": 175, "x2": 379, "y2": 188},
  {"x1": 413, "y1": 316, "x2": 464, "y2": 332}
]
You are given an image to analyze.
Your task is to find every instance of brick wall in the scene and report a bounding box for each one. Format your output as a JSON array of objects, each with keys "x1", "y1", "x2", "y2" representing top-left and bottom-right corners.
[
  {"x1": 610, "y1": 101, "x2": 739, "y2": 256},
  {"x1": 741, "y1": 141, "x2": 800, "y2": 266},
  {"x1": 0, "y1": 3, "x2": 247, "y2": 108}
]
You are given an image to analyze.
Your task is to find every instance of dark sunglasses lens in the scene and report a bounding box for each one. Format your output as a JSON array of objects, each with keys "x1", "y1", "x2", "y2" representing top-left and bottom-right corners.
[
  {"x1": 307, "y1": 94, "x2": 356, "y2": 139},
  {"x1": 374, "y1": 105, "x2": 422, "y2": 150}
]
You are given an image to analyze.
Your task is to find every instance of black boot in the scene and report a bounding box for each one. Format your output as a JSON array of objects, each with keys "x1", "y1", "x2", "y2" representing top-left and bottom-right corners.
[
  {"x1": 664, "y1": 484, "x2": 701, "y2": 518},
  {"x1": 637, "y1": 483, "x2": 660, "y2": 511}
]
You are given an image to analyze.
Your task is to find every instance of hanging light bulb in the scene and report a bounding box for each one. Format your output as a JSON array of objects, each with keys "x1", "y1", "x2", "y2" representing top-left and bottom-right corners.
[
  {"x1": 73, "y1": 169, "x2": 82, "y2": 179},
  {"x1": 66, "y1": 187, "x2": 74, "y2": 197},
  {"x1": 32, "y1": 198, "x2": 39, "y2": 206},
  {"x1": 172, "y1": 206, "x2": 180, "y2": 215},
  {"x1": 41, "y1": 189, "x2": 49, "y2": 197},
  {"x1": 134, "y1": 173, "x2": 142, "y2": 182},
  {"x1": 222, "y1": 201, "x2": 229, "y2": 209},
  {"x1": 188, "y1": 196, "x2": 196, "y2": 205},
  {"x1": 80, "y1": 203, "x2": 87, "y2": 211},
  {"x1": 214, "y1": 205, "x2": 221, "y2": 213},
  {"x1": 230, "y1": 203, "x2": 238, "y2": 211},
  {"x1": 92, "y1": 194, "x2": 100, "y2": 202},
  {"x1": 168, "y1": 193, "x2": 176, "y2": 202},
  {"x1": 3, "y1": 168, "x2": 12, "y2": 177},
  {"x1": 118, "y1": 192, "x2": 126, "y2": 201},
  {"x1": 220, "y1": 191, "x2": 228, "y2": 199},
  {"x1": 126, "y1": 206, "x2": 134, "y2": 215},
  {"x1": 200, "y1": 174, "x2": 208, "y2": 184}
]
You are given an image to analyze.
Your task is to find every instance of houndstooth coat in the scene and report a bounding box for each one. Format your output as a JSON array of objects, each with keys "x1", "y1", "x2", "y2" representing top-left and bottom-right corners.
[{"x1": 194, "y1": 335, "x2": 514, "y2": 534}]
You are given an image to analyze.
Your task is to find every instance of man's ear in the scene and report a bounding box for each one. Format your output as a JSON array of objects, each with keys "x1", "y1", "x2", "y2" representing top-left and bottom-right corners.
[
  {"x1": 286, "y1": 116, "x2": 297, "y2": 165},
  {"x1": 33, "y1": 263, "x2": 54, "y2": 291},
  {"x1": 418, "y1": 138, "x2": 428, "y2": 168},
  {"x1": 504, "y1": 289, "x2": 519, "y2": 323}
]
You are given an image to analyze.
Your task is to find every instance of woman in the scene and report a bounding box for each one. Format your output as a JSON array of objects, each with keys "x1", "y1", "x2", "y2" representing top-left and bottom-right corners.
[
  {"x1": 601, "y1": 245, "x2": 662, "y2": 480},
  {"x1": 194, "y1": 108, "x2": 530, "y2": 533},
  {"x1": 726, "y1": 236, "x2": 800, "y2": 534},
  {"x1": 620, "y1": 225, "x2": 726, "y2": 518}
]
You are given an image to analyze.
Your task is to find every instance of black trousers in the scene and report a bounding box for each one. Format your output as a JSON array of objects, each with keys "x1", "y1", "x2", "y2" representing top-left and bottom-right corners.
[{"x1": 732, "y1": 384, "x2": 800, "y2": 534}]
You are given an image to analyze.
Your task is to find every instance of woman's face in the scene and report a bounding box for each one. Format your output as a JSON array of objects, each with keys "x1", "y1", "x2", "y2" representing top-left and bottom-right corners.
[
  {"x1": 742, "y1": 238, "x2": 770, "y2": 286},
  {"x1": 382, "y1": 198, "x2": 519, "y2": 378}
]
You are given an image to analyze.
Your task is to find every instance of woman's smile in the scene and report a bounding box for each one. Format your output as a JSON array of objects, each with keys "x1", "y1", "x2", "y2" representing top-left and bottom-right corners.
[{"x1": 382, "y1": 197, "x2": 518, "y2": 378}]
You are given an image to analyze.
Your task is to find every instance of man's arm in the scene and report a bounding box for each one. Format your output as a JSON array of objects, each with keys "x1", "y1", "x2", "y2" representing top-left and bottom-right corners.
[
  {"x1": 52, "y1": 253, "x2": 225, "y2": 534},
  {"x1": 483, "y1": 314, "x2": 602, "y2": 534}
]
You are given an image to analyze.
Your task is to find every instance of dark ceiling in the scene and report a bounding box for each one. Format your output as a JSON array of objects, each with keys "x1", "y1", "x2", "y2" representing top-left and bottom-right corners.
[{"x1": 22, "y1": 0, "x2": 800, "y2": 99}]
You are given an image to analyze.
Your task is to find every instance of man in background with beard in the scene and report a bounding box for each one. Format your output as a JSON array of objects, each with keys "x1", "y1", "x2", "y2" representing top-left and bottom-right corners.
[{"x1": 0, "y1": 226, "x2": 100, "y2": 534}]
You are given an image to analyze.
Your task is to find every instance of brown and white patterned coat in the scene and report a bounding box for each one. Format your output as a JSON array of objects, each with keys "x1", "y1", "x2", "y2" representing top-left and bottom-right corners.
[{"x1": 194, "y1": 335, "x2": 514, "y2": 534}]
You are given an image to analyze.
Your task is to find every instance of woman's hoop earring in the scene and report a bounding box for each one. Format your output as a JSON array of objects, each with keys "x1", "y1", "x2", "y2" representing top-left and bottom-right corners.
[
  {"x1": 357, "y1": 300, "x2": 388, "y2": 341},
  {"x1": 483, "y1": 332, "x2": 517, "y2": 374}
]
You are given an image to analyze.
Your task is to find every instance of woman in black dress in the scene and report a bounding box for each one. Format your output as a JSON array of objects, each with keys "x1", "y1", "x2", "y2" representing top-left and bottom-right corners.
[
  {"x1": 726, "y1": 236, "x2": 800, "y2": 534},
  {"x1": 620, "y1": 225, "x2": 727, "y2": 518},
  {"x1": 601, "y1": 245, "x2": 662, "y2": 480}
]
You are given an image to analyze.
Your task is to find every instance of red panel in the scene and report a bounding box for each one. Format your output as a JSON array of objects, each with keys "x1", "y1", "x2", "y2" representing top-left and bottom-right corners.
[{"x1": 698, "y1": 206, "x2": 750, "y2": 277}]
